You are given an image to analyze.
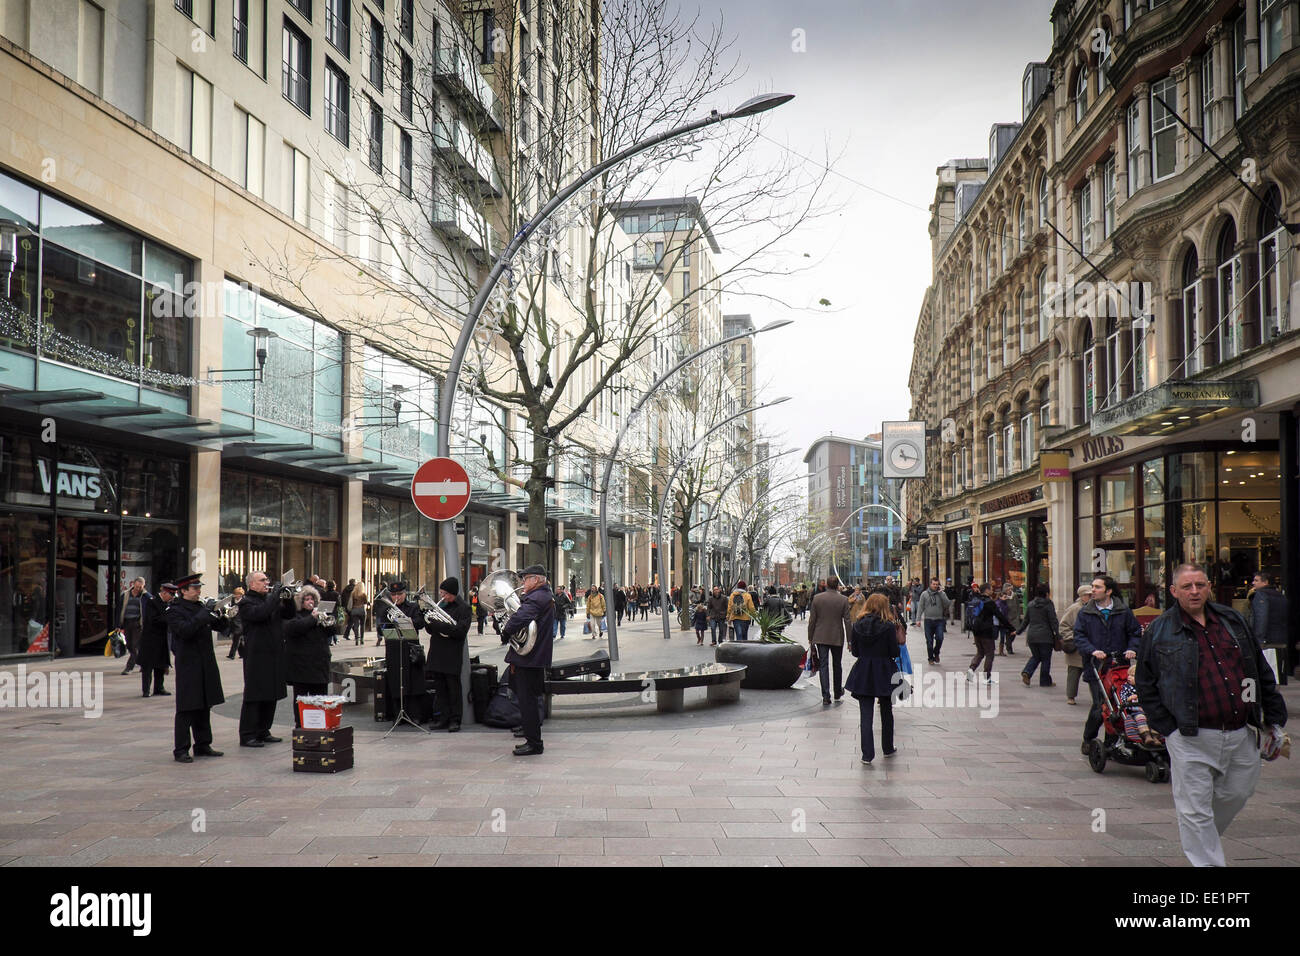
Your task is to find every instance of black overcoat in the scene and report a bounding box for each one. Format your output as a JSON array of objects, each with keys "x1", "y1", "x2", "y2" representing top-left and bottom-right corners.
[
  {"x1": 167, "y1": 598, "x2": 225, "y2": 711},
  {"x1": 238, "y1": 589, "x2": 292, "y2": 702},
  {"x1": 424, "y1": 596, "x2": 471, "y2": 674},
  {"x1": 284, "y1": 610, "x2": 333, "y2": 685},
  {"x1": 138, "y1": 592, "x2": 172, "y2": 671}
]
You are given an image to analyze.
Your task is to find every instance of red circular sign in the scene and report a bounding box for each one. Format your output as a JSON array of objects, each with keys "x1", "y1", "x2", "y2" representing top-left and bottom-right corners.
[{"x1": 410, "y1": 457, "x2": 472, "y2": 521}]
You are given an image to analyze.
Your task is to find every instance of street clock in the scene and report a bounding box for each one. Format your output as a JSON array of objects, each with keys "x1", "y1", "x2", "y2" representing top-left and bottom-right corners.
[{"x1": 881, "y1": 421, "x2": 926, "y2": 479}]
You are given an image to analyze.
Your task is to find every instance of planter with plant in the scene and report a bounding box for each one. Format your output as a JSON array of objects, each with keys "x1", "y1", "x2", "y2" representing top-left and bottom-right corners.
[{"x1": 714, "y1": 607, "x2": 804, "y2": 689}]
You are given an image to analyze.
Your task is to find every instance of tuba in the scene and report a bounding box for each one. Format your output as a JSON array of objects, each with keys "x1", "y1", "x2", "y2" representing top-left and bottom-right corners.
[
  {"x1": 480, "y1": 569, "x2": 537, "y2": 656},
  {"x1": 414, "y1": 587, "x2": 458, "y2": 628}
]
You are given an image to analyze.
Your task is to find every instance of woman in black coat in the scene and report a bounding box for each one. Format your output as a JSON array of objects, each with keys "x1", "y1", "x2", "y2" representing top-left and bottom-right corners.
[
  {"x1": 1016, "y1": 583, "x2": 1060, "y2": 687},
  {"x1": 284, "y1": 585, "x2": 333, "y2": 727},
  {"x1": 845, "y1": 592, "x2": 902, "y2": 763}
]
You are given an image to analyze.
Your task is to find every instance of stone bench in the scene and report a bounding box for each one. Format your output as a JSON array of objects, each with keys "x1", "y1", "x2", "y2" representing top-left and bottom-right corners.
[{"x1": 543, "y1": 662, "x2": 746, "y2": 715}]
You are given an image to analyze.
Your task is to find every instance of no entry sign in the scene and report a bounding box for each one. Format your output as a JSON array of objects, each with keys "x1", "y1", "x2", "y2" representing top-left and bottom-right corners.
[{"x1": 410, "y1": 457, "x2": 471, "y2": 521}]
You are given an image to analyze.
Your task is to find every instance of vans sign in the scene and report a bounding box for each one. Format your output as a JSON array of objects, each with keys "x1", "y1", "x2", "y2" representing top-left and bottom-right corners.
[{"x1": 36, "y1": 461, "x2": 102, "y2": 499}]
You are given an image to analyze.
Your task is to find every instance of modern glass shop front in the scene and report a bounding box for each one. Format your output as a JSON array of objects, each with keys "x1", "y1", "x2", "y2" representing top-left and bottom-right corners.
[
  {"x1": 0, "y1": 431, "x2": 186, "y2": 657},
  {"x1": 1074, "y1": 446, "x2": 1281, "y2": 614}
]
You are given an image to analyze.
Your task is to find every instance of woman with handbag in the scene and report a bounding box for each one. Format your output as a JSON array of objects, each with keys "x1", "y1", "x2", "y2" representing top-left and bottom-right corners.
[
  {"x1": 1057, "y1": 584, "x2": 1092, "y2": 704},
  {"x1": 845, "y1": 592, "x2": 903, "y2": 764},
  {"x1": 1016, "y1": 583, "x2": 1059, "y2": 687}
]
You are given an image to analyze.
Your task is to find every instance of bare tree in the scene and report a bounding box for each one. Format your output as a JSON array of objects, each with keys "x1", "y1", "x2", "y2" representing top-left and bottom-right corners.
[{"x1": 252, "y1": 0, "x2": 829, "y2": 566}]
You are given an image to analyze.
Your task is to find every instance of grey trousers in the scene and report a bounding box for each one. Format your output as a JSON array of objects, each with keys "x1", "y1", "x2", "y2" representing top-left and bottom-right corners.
[{"x1": 1164, "y1": 727, "x2": 1260, "y2": 867}]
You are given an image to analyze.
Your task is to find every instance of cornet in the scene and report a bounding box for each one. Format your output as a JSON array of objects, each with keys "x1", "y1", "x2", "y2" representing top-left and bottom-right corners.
[{"x1": 414, "y1": 587, "x2": 457, "y2": 628}]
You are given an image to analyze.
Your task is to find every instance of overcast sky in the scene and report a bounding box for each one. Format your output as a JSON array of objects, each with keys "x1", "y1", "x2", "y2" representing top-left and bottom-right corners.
[{"x1": 697, "y1": 0, "x2": 1054, "y2": 474}]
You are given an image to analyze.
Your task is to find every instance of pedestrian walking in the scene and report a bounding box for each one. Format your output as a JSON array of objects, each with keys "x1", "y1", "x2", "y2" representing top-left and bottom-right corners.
[
  {"x1": 706, "y1": 586, "x2": 729, "y2": 645},
  {"x1": 553, "y1": 586, "x2": 573, "y2": 640},
  {"x1": 119, "y1": 577, "x2": 147, "y2": 675},
  {"x1": 807, "y1": 575, "x2": 851, "y2": 704},
  {"x1": 997, "y1": 585, "x2": 1021, "y2": 655},
  {"x1": 916, "y1": 577, "x2": 951, "y2": 664},
  {"x1": 615, "y1": 586, "x2": 628, "y2": 626},
  {"x1": 1137, "y1": 563, "x2": 1288, "y2": 867},
  {"x1": 585, "y1": 586, "x2": 606, "y2": 638},
  {"x1": 1058, "y1": 584, "x2": 1092, "y2": 704},
  {"x1": 968, "y1": 583, "x2": 1012, "y2": 683},
  {"x1": 637, "y1": 586, "x2": 651, "y2": 621},
  {"x1": 692, "y1": 603, "x2": 708, "y2": 645},
  {"x1": 1249, "y1": 571, "x2": 1289, "y2": 675},
  {"x1": 909, "y1": 578, "x2": 923, "y2": 625},
  {"x1": 1073, "y1": 575, "x2": 1141, "y2": 755},
  {"x1": 1017, "y1": 583, "x2": 1059, "y2": 687},
  {"x1": 846, "y1": 592, "x2": 901, "y2": 763},
  {"x1": 345, "y1": 582, "x2": 367, "y2": 645},
  {"x1": 726, "y1": 580, "x2": 756, "y2": 641}
]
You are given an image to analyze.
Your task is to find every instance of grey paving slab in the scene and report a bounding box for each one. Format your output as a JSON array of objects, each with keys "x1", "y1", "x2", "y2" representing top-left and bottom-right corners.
[{"x1": 2, "y1": 615, "x2": 1298, "y2": 867}]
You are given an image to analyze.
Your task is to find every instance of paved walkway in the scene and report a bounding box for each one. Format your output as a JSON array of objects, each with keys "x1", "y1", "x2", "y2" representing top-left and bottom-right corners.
[{"x1": 2, "y1": 611, "x2": 1298, "y2": 867}]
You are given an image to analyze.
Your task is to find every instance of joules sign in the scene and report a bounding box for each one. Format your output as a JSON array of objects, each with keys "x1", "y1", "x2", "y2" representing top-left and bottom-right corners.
[{"x1": 36, "y1": 461, "x2": 102, "y2": 499}]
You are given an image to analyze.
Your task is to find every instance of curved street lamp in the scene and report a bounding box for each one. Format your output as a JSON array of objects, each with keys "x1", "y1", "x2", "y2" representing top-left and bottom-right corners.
[
  {"x1": 654, "y1": 397, "x2": 791, "y2": 640},
  {"x1": 436, "y1": 94, "x2": 795, "y2": 582},
  {"x1": 729, "y1": 472, "x2": 807, "y2": 585},
  {"x1": 699, "y1": 449, "x2": 799, "y2": 590},
  {"x1": 598, "y1": 320, "x2": 793, "y2": 659},
  {"x1": 828, "y1": 502, "x2": 906, "y2": 585}
]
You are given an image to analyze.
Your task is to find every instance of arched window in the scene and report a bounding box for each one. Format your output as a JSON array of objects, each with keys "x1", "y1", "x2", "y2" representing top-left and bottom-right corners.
[
  {"x1": 1181, "y1": 247, "x2": 1201, "y2": 375},
  {"x1": 1097, "y1": 28, "x2": 1113, "y2": 93},
  {"x1": 986, "y1": 322, "x2": 995, "y2": 379},
  {"x1": 1018, "y1": 395, "x2": 1034, "y2": 471},
  {"x1": 1080, "y1": 322, "x2": 1095, "y2": 424},
  {"x1": 1038, "y1": 380, "x2": 1052, "y2": 428},
  {"x1": 1002, "y1": 307, "x2": 1012, "y2": 367},
  {"x1": 1217, "y1": 220, "x2": 1243, "y2": 361},
  {"x1": 1019, "y1": 287, "x2": 1030, "y2": 353},
  {"x1": 999, "y1": 218, "x2": 1010, "y2": 270},
  {"x1": 1104, "y1": 311, "x2": 1121, "y2": 408},
  {"x1": 1132, "y1": 281, "x2": 1149, "y2": 394},
  {"x1": 967, "y1": 264, "x2": 975, "y2": 308},
  {"x1": 984, "y1": 241, "x2": 995, "y2": 289},
  {"x1": 1037, "y1": 172, "x2": 1050, "y2": 227},
  {"x1": 1037, "y1": 267, "x2": 1050, "y2": 343},
  {"x1": 1258, "y1": 184, "x2": 1285, "y2": 343},
  {"x1": 986, "y1": 416, "x2": 999, "y2": 483},
  {"x1": 1074, "y1": 65, "x2": 1089, "y2": 124},
  {"x1": 1016, "y1": 200, "x2": 1026, "y2": 252}
]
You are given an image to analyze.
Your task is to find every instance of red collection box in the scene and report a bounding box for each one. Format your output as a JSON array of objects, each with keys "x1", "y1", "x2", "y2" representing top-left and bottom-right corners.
[{"x1": 297, "y1": 696, "x2": 344, "y2": 729}]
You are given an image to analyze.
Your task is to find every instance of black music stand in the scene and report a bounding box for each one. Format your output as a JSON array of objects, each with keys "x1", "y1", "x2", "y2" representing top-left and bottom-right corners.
[{"x1": 382, "y1": 622, "x2": 429, "y2": 738}]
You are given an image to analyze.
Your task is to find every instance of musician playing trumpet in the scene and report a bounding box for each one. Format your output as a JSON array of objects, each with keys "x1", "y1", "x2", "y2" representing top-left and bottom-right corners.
[
  {"x1": 499, "y1": 564, "x2": 555, "y2": 757},
  {"x1": 284, "y1": 585, "x2": 334, "y2": 728},
  {"x1": 423, "y1": 577, "x2": 472, "y2": 732}
]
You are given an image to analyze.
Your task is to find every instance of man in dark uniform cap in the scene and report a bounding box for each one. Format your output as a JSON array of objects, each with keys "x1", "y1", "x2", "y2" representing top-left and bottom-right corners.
[
  {"x1": 140, "y1": 581, "x2": 177, "y2": 697},
  {"x1": 166, "y1": 574, "x2": 228, "y2": 762},
  {"x1": 499, "y1": 565, "x2": 555, "y2": 756},
  {"x1": 376, "y1": 582, "x2": 428, "y2": 720},
  {"x1": 424, "y1": 577, "x2": 471, "y2": 732}
]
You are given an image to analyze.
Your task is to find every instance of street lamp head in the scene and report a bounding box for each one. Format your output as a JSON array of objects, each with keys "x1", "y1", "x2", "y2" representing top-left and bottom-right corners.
[
  {"x1": 728, "y1": 93, "x2": 795, "y2": 119},
  {"x1": 759, "y1": 319, "x2": 795, "y2": 333}
]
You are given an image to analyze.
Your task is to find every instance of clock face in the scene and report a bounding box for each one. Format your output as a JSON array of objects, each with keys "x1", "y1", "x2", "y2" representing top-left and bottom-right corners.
[{"x1": 889, "y1": 440, "x2": 921, "y2": 473}]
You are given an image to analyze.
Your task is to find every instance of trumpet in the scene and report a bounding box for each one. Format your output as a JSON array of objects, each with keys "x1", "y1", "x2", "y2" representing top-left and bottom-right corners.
[{"x1": 414, "y1": 587, "x2": 457, "y2": 628}]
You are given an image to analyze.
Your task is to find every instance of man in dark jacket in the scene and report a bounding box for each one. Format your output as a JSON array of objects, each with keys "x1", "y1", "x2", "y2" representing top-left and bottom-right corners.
[
  {"x1": 706, "y1": 586, "x2": 729, "y2": 645},
  {"x1": 166, "y1": 575, "x2": 227, "y2": 762},
  {"x1": 968, "y1": 583, "x2": 1014, "y2": 683},
  {"x1": 500, "y1": 564, "x2": 555, "y2": 756},
  {"x1": 614, "y1": 586, "x2": 628, "y2": 626},
  {"x1": 375, "y1": 582, "x2": 428, "y2": 718},
  {"x1": 139, "y1": 582, "x2": 176, "y2": 697},
  {"x1": 237, "y1": 570, "x2": 293, "y2": 747},
  {"x1": 1137, "y1": 563, "x2": 1287, "y2": 867},
  {"x1": 808, "y1": 576, "x2": 852, "y2": 704},
  {"x1": 1073, "y1": 575, "x2": 1141, "y2": 754},
  {"x1": 1249, "y1": 572, "x2": 1289, "y2": 674},
  {"x1": 425, "y1": 577, "x2": 471, "y2": 732}
]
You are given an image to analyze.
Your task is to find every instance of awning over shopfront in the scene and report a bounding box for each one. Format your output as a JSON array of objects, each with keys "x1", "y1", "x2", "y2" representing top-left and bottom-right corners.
[
  {"x1": 222, "y1": 441, "x2": 403, "y2": 477},
  {"x1": 0, "y1": 387, "x2": 257, "y2": 444},
  {"x1": 1090, "y1": 380, "x2": 1259, "y2": 437}
]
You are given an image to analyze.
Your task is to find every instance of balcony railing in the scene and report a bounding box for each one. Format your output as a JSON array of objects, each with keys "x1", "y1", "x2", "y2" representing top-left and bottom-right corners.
[
  {"x1": 432, "y1": 191, "x2": 494, "y2": 260},
  {"x1": 433, "y1": 117, "x2": 501, "y2": 196},
  {"x1": 433, "y1": 46, "x2": 503, "y2": 131}
]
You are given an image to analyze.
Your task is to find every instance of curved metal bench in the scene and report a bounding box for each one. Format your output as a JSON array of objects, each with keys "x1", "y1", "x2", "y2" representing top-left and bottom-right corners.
[{"x1": 544, "y1": 662, "x2": 746, "y2": 714}]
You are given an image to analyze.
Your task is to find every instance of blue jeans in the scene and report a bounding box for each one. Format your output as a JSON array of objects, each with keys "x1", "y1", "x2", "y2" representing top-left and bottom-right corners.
[
  {"x1": 923, "y1": 619, "x2": 945, "y2": 660},
  {"x1": 709, "y1": 619, "x2": 725, "y2": 643},
  {"x1": 732, "y1": 620, "x2": 750, "y2": 641},
  {"x1": 554, "y1": 616, "x2": 566, "y2": 639},
  {"x1": 1022, "y1": 643, "x2": 1053, "y2": 684}
]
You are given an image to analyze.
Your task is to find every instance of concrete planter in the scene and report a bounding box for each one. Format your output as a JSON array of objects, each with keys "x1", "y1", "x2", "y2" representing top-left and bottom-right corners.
[{"x1": 714, "y1": 640, "x2": 804, "y2": 689}]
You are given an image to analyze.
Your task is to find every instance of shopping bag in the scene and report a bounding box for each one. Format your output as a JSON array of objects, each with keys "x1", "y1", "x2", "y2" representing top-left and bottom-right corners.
[
  {"x1": 582, "y1": 619, "x2": 592, "y2": 635},
  {"x1": 895, "y1": 643, "x2": 914, "y2": 675}
]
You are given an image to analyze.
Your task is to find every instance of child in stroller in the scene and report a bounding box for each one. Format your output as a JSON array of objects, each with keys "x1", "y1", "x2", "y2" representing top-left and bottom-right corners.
[{"x1": 1086, "y1": 653, "x2": 1170, "y2": 783}]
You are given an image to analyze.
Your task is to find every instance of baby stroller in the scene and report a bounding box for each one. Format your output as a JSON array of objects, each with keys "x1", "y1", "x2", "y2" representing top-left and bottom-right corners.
[{"x1": 1086, "y1": 653, "x2": 1170, "y2": 783}]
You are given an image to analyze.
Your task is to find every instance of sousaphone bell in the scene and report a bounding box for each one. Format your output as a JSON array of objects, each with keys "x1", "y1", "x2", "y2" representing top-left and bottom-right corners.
[{"x1": 480, "y1": 569, "x2": 537, "y2": 656}]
